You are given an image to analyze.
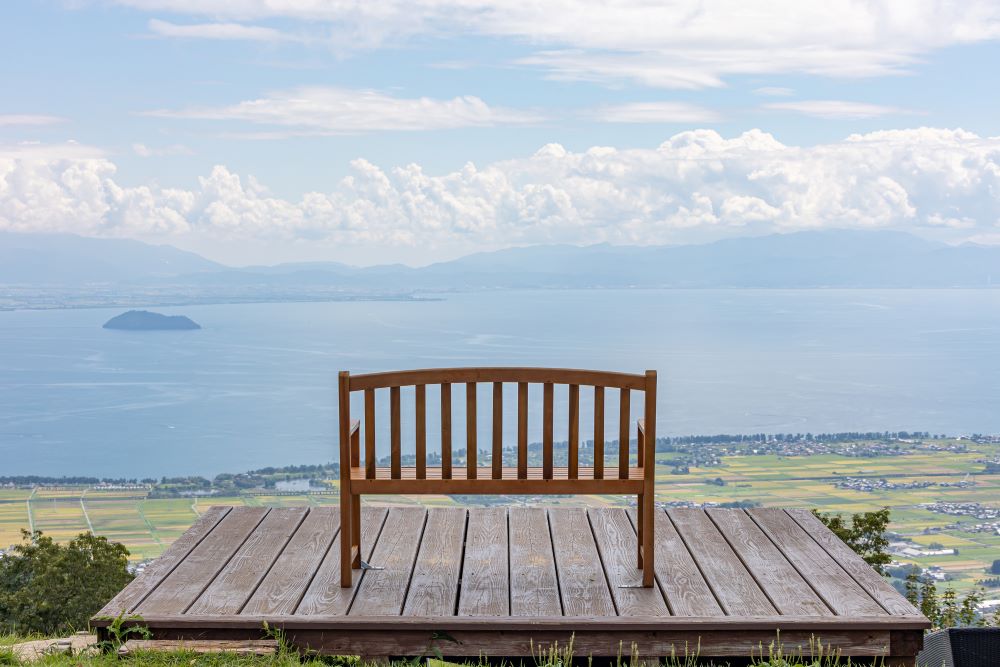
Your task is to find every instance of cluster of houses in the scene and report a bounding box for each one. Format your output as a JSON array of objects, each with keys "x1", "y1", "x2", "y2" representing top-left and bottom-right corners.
[
  {"x1": 922, "y1": 501, "x2": 1000, "y2": 522},
  {"x1": 835, "y1": 476, "x2": 936, "y2": 492}
]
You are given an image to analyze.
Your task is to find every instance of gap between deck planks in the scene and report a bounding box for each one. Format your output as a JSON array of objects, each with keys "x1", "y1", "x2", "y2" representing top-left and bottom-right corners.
[{"x1": 99, "y1": 505, "x2": 920, "y2": 623}]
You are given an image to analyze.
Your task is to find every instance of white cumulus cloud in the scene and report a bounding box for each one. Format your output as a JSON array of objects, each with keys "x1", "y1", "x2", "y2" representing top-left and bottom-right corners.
[{"x1": 2, "y1": 128, "x2": 999, "y2": 255}]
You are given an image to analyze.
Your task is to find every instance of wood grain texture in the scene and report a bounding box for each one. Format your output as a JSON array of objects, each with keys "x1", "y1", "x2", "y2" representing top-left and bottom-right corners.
[
  {"x1": 667, "y1": 508, "x2": 776, "y2": 617},
  {"x1": 280, "y1": 629, "x2": 891, "y2": 659},
  {"x1": 543, "y1": 382, "x2": 554, "y2": 480},
  {"x1": 589, "y1": 508, "x2": 668, "y2": 616},
  {"x1": 189, "y1": 508, "x2": 308, "y2": 615},
  {"x1": 96, "y1": 506, "x2": 231, "y2": 618},
  {"x1": 631, "y1": 508, "x2": 723, "y2": 617},
  {"x1": 509, "y1": 508, "x2": 561, "y2": 616},
  {"x1": 415, "y1": 384, "x2": 426, "y2": 479},
  {"x1": 364, "y1": 389, "x2": 376, "y2": 479},
  {"x1": 242, "y1": 507, "x2": 339, "y2": 616},
  {"x1": 492, "y1": 382, "x2": 503, "y2": 479},
  {"x1": 297, "y1": 507, "x2": 388, "y2": 615},
  {"x1": 390, "y1": 386, "x2": 401, "y2": 480},
  {"x1": 707, "y1": 509, "x2": 830, "y2": 616},
  {"x1": 593, "y1": 387, "x2": 604, "y2": 479},
  {"x1": 466, "y1": 383, "x2": 477, "y2": 477},
  {"x1": 348, "y1": 367, "x2": 647, "y2": 392},
  {"x1": 517, "y1": 382, "x2": 528, "y2": 479},
  {"x1": 350, "y1": 507, "x2": 427, "y2": 616},
  {"x1": 349, "y1": 475, "x2": 643, "y2": 495},
  {"x1": 441, "y1": 383, "x2": 452, "y2": 479},
  {"x1": 567, "y1": 384, "x2": 579, "y2": 479},
  {"x1": 749, "y1": 508, "x2": 887, "y2": 616},
  {"x1": 787, "y1": 509, "x2": 919, "y2": 616},
  {"x1": 458, "y1": 507, "x2": 509, "y2": 616},
  {"x1": 618, "y1": 389, "x2": 630, "y2": 480},
  {"x1": 402, "y1": 508, "x2": 466, "y2": 616},
  {"x1": 137, "y1": 507, "x2": 269, "y2": 615},
  {"x1": 549, "y1": 508, "x2": 615, "y2": 616}
]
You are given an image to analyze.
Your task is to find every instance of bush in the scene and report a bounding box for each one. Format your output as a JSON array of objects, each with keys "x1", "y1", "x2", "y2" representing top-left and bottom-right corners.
[
  {"x1": 812, "y1": 507, "x2": 891, "y2": 574},
  {"x1": 0, "y1": 530, "x2": 133, "y2": 635}
]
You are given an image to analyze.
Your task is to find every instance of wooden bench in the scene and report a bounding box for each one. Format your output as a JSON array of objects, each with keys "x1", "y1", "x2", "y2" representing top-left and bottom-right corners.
[{"x1": 338, "y1": 367, "x2": 657, "y2": 587}]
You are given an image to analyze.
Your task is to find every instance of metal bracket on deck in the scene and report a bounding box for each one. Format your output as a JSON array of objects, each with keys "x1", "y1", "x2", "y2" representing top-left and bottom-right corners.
[
  {"x1": 359, "y1": 560, "x2": 384, "y2": 571},
  {"x1": 619, "y1": 584, "x2": 645, "y2": 588}
]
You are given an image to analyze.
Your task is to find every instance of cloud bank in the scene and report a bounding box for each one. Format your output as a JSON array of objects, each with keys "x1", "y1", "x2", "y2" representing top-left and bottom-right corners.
[
  {"x1": 2, "y1": 129, "x2": 999, "y2": 254},
  {"x1": 115, "y1": 1, "x2": 1000, "y2": 88}
]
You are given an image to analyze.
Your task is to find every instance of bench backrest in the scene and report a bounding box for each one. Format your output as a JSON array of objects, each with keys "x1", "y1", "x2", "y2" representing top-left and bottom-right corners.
[{"x1": 339, "y1": 367, "x2": 656, "y2": 483}]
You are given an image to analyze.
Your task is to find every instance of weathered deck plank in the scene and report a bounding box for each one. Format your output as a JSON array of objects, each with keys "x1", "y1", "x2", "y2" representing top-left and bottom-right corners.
[
  {"x1": 189, "y1": 508, "x2": 308, "y2": 615},
  {"x1": 638, "y1": 509, "x2": 723, "y2": 617},
  {"x1": 509, "y1": 508, "x2": 561, "y2": 616},
  {"x1": 94, "y1": 504, "x2": 930, "y2": 661},
  {"x1": 786, "y1": 509, "x2": 919, "y2": 616},
  {"x1": 349, "y1": 507, "x2": 427, "y2": 616},
  {"x1": 707, "y1": 508, "x2": 831, "y2": 616},
  {"x1": 296, "y1": 506, "x2": 387, "y2": 615},
  {"x1": 589, "y1": 508, "x2": 669, "y2": 616},
  {"x1": 549, "y1": 508, "x2": 615, "y2": 616},
  {"x1": 749, "y1": 508, "x2": 887, "y2": 616},
  {"x1": 458, "y1": 507, "x2": 509, "y2": 616},
  {"x1": 137, "y1": 507, "x2": 269, "y2": 616},
  {"x1": 402, "y1": 508, "x2": 466, "y2": 616},
  {"x1": 242, "y1": 506, "x2": 338, "y2": 616},
  {"x1": 667, "y1": 508, "x2": 776, "y2": 616},
  {"x1": 96, "y1": 506, "x2": 231, "y2": 618}
]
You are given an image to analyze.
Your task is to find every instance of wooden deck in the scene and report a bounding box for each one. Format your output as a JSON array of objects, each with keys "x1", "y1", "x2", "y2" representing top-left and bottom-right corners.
[{"x1": 94, "y1": 505, "x2": 929, "y2": 664}]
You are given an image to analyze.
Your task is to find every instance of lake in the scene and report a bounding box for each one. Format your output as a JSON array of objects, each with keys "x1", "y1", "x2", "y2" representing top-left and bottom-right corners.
[{"x1": 1, "y1": 289, "x2": 998, "y2": 478}]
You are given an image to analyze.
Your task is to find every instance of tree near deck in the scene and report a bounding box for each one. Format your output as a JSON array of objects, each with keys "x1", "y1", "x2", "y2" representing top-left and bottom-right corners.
[
  {"x1": 0, "y1": 530, "x2": 133, "y2": 635},
  {"x1": 811, "y1": 507, "x2": 891, "y2": 574}
]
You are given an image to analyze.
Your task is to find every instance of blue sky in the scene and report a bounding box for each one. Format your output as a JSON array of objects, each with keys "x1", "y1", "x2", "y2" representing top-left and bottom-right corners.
[{"x1": 2, "y1": 1, "x2": 1000, "y2": 265}]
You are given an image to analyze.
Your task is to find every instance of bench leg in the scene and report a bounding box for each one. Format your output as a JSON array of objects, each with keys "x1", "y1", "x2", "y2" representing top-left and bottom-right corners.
[
  {"x1": 636, "y1": 495, "x2": 644, "y2": 569},
  {"x1": 340, "y1": 491, "x2": 352, "y2": 587},
  {"x1": 351, "y1": 494, "x2": 361, "y2": 568},
  {"x1": 641, "y1": 489, "x2": 654, "y2": 587}
]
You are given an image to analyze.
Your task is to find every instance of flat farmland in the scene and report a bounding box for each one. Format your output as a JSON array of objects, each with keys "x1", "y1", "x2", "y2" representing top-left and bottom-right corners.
[{"x1": 2, "y1": 442, "x2": 998, "y2": 595}]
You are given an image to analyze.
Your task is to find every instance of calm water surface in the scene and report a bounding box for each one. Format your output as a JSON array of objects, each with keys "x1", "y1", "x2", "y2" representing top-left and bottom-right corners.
[{"x1": 1, "y1": 289, "x2": 998, "y2": 477}]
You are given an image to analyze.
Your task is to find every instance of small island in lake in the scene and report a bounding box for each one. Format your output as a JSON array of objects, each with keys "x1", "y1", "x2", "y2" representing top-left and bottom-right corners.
[{"x1": 103, "y1": 310, "x2": 201, "y2": 331}]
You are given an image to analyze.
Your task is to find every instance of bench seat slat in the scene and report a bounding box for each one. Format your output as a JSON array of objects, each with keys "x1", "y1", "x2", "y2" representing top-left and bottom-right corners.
[{"x1": 352, "y1": 466, "x2": 644, "y2": 480}]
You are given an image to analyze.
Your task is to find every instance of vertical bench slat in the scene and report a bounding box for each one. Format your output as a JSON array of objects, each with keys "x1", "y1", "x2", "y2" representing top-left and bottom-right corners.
[
  {"x1": 618, "y1": 388, "x2": 630, "y2": 480},
  {"x1": 364, "y1": 388, "x2": 376, "y2": 479},
  {"x1": 517, "y1": 382, "x2": 528, "y2": 479},
  {"x1": 542, "y1": 382, "x2": 554, "y2": 479},
  {"x1": 568, "y1": 384, "x2": 579, "y2": 479},
  {"x1": 441, "y1": 383, "x2": 452, "y2": 479},
  {"x1": 492, "y1": 382, "x2": 503, "y2": 479},
  {"x1": 390, "y1": 386, "x2": 401, "y2": 479},
  {"x1": 415, "y1": 384, "x2": 426, "y2": 480},
  {"x1": 466, "y1": 382, "x2": 477, "y2": 479},
  {"x1": 594, "y1": 386, "x2": 605, "y2": 479}
]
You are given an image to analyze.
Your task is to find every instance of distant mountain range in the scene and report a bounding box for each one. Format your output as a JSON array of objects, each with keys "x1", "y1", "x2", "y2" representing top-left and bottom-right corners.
[{"x1": 2, "y1": 229, "x2": 998, "y2": 289}]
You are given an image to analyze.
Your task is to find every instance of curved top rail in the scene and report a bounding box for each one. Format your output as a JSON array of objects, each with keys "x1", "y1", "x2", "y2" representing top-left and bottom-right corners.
[{"x1": 345, "y1": 367, "x2": 651, "y2": 391}]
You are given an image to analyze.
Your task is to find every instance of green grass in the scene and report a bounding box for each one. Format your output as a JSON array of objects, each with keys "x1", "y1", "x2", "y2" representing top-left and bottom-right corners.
[{"x1": 0, "y1": 631, "x2": 892, "y2": 666}]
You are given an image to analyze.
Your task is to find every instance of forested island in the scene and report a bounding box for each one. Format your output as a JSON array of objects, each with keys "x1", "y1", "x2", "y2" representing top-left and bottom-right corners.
[{"x1": 102, "y1": 310, "x2": 200, "y2": 330}]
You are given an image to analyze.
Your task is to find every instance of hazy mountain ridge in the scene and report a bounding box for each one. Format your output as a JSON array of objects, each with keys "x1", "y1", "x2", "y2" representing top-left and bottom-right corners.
[{"x1": 2, "y1": 229, "x2": 997, "y2": 289}]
